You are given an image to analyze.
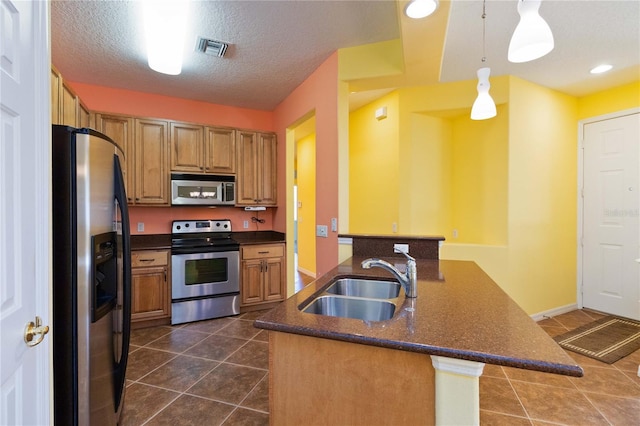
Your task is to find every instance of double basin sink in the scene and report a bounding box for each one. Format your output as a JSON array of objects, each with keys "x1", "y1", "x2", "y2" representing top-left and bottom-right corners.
[{"x1": 300, "y1": 277, "x2": 401, "y2": 322}]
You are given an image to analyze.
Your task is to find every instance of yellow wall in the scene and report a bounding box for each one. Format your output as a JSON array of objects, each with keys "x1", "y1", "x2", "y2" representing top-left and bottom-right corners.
[
  {"x1": 399, "y1": 113, "x2": 453, "y2": 236},
  {"x1": 505, "y1": 76, "x2": 578, "y2": 313},
  {"x1": 349, "y1": 91, "x2": 400, "y2": 233},
  {"x1": 348, "y1": 77, "x2": 640, "y2": 315},
  {"x1": 577, "y1": 81, "x2": 640, "y2": 120},
  {"x1": 450, "y1": 106, "x2": 508, "y2": 244},
  {"x1": 297, "y1": 133, "x2": 317, "y2": 275}
]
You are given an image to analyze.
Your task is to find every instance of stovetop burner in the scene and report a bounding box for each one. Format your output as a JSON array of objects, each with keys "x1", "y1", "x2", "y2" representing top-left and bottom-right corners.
[{"x1": 171, "y1": 219, "x2": 238, "y2": 251}]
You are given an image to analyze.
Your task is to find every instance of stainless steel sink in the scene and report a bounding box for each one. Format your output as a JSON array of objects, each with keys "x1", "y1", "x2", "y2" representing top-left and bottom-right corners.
[
  {"x1": 325, "y1": 278, "x2": 401, "y2": 299},
  {"x1": 301, "y1": 295, "x2": 396, "y2": 321}
]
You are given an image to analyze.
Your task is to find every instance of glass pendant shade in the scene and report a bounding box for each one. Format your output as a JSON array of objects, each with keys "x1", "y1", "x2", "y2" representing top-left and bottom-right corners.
[
  {"x1": 508, "y1": 0, "x2": 554, "y2": 63},
  {"x1": 405, "y1": 0, "x2": 438, "y2": 19},
  {"x1": 143, "y1": 0, "x2": 189, "y2": 75},
  {"x1": 471, "y1": 67, "x2": 496, "y2": 120}
]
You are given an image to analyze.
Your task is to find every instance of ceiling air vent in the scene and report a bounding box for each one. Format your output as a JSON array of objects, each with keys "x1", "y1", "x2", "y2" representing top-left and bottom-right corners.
[{"x1": 195, "y1": 37, "x2": 228, "y2": 57}]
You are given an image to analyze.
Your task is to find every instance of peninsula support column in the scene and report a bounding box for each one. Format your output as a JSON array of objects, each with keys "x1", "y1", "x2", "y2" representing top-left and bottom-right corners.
[{"x1": 430, "y1": 356, "x2": 485, "y2": 426}]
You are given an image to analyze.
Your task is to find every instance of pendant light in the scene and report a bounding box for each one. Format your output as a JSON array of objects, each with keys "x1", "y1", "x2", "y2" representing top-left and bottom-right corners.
[
  {"x1": 508, "y1": 0, "x2": 554, "y2": 63},
  {"x1": 471, "y1": 0, "x2": 496, "y2": 121},
  {"x1": 143, "y1": 0, "x2": 190, "y2": 75}
]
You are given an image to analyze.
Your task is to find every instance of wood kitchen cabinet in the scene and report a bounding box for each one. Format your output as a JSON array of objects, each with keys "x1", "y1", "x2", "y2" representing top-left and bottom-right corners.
[
  {"x1": 94, "y1": 113, "x2": 134, "y2": 202},
  {"x1": 236, "y1": 131, "x2": 277, "y2": 206},
  {"x1": 240, "y1": 243, "x2": 285, "y2": 307},
  {"x1": 60, "y1": 80, "x2": 78, "y2": 127},
  {"x1": 51, "y1": 65, "x2": 84, "y2": 127},
  {"x1": 131, "y1": 249, "x2": 171, "y2": 328},
  {"x1": 170, "y1": 122, "x2": 204, "y2": 172},
  {"x1": 51, "y1": 66, "x2": 62, "y2": 125},
  {"x1": 78, "y1": 100, "x2": 91, "y2": 128},
  {"x1": 170, "y1": 122, "x2": 236, "y2": 175},
  {"x1": 134, "y1": 118, "x2": 170, "y2": 205}
]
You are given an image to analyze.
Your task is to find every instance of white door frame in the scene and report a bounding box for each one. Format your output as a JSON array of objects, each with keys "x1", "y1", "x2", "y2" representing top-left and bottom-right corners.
[{"x1": 576, "y1": 107, "x2": 640, "y2": 310}]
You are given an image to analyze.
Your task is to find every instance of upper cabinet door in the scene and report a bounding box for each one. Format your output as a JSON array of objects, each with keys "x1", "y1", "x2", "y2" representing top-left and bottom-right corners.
[
  {"x1": 258, "y1": 133, "x2": 277, "y2": 205},
  {"x1": 94, "y1": 113, "x2": 134, "y2": 203},
  {"x1": 236, "y1": 130, "x2": 277, "y2": 206},
  {"x1": 170, "y1": 122, "x2": 204, "y2": 173},
  {"x1": 60, "y1": 80, "x2": 78, "y2": 127},
  {"x1": 134, "y1": 118, "x2": 169, "y2": 205},
  {"x1": 205, "y1": 127, "x2": 236, "y2": 174},
  {"x1": 51, "y1": 67, "x2": 62, "y2": 125}
]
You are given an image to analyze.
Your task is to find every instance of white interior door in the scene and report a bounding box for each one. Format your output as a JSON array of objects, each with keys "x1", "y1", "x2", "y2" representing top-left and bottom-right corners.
[
  {"x1": 582, "y1": 112, "x2": 640, "y2": 320},
  {"x1": 0, "y1": 0, "x2": 51, "y2": 424}
]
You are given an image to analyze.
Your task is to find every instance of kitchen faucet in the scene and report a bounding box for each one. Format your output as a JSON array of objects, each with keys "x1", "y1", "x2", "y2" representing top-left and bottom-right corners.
[{"x1": 361, "y1": 250, "x2": 417, "y2": 298}]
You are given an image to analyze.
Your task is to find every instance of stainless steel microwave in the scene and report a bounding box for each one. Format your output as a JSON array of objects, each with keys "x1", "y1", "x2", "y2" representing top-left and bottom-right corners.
[{"x1": 170, "y1": 173, "x2": 235, "y2": 206}]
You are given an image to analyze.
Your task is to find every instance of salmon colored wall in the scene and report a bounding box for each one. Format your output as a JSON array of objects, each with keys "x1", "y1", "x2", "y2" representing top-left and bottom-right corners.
[
  {"x1": 273, "y1": 53, "x2": 339, "y2": 279},
  {"x1": 129, "y1": 206, "x2": 273, "y2": 235},
  {"x1": 68, "y1": 81, "x2": 277, "y2": 235},
  {"x1": 69, "y1": 82, "x2": 274, "y2": 131}
]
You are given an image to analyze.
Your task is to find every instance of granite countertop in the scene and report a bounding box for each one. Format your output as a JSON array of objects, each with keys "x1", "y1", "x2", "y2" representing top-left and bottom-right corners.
[
  {"x1": 131, "y1": 231, "x2": 285, "y2": 250},
  {"x1": 254, "y1": 257, "x2": 584, "y2": 377}
]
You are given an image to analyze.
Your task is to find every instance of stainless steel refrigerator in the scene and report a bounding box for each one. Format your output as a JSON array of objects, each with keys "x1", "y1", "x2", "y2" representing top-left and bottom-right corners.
[{"x1": 52, "y1": 125, "x2": 131, "y2": 425}]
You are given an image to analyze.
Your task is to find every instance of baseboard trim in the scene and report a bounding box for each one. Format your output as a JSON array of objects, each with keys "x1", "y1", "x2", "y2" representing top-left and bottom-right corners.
[
  {"x1": 530, "y1": 303, "x2": 579, "y2": 322},
  {"x1": 297, "y1": 267, "x2": 316, "y2": 279}
]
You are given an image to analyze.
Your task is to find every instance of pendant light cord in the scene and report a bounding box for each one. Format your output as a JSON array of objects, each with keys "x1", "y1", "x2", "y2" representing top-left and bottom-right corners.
[{"x1": 481, "y1": 0, "x2": 487, "y2": 63}]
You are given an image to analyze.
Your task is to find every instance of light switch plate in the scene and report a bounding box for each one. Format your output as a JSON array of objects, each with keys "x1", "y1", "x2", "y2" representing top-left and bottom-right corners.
[
  {"x1": 137, "y1": 222, "x2": 144, "y2": 232},
  {"x1": 243, "y1": 220, "x2": 249, "y2": 229},
  {"x1": 316, "y1": 225, "x2": 328, "y2": 238},
  {"x1": 331, "y1": 218, "x2": 338, "y2": 232}
]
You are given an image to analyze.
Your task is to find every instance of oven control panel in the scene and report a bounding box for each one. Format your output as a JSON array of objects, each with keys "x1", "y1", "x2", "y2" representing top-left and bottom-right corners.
[{"x1": 172, "y1": 219, "x2": 232, "y2": 234}]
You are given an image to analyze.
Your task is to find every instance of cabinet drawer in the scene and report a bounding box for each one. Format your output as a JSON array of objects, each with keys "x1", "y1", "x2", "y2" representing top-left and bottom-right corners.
[
  {"x1": 242, "y1": 244, "x2": 284, "y2": 260},
  {"x1": 132, "y1": 250, "x2": 168, "y2": 267}
]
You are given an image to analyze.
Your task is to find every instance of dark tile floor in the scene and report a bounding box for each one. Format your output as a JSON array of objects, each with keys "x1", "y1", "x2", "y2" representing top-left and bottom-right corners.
[
  {"x1": 121, "y1": 310, "x2": 270, "y2": 426},
  {"x1": 122, "y1": 307, "x2": 640, "y2": 426},
  {"x1": 481, "y1": 309, "x2": 640, "y2": 425}
]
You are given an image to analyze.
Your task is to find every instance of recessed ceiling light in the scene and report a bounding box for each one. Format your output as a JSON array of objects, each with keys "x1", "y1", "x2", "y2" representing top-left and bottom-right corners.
[
  {"x1": 405, "y1": 0, "x2": 438, "y2": 19},
  {"x1": 590, "y1": 64, "x2": 613, "y2": 74}
]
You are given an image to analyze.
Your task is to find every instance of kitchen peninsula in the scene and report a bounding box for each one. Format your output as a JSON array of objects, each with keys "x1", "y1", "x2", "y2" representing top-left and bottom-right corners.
[{"x1": 255, "y1": 240, "x2": 583, "y2": 425}]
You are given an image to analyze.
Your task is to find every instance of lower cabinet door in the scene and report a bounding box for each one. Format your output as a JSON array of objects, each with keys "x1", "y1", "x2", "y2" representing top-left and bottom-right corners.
[
  {"x1": 241, "y1": 259, "x2": 264, "y2": 305},
  {"x1": 131, "y1": 265, "x2": 170, "y2": 322}
]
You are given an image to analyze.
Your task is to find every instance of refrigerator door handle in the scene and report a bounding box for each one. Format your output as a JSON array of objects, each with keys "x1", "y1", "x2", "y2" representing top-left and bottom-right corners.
[{"x1": 113, "y1": 154, "x2": 131, "y2": 412}]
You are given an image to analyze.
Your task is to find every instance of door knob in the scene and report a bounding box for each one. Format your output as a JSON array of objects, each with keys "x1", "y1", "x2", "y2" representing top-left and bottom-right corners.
[{"x1": 24, "y1": 316, "x2": 49, "y2": 347}]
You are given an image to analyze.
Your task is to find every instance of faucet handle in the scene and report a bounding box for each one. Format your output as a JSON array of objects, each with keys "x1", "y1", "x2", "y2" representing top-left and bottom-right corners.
[{"x1": 395, "y1": 248, "x2": 415, "y2": 263}]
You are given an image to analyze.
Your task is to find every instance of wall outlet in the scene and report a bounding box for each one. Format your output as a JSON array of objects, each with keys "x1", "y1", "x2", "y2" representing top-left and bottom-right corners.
[
  {"x1": 453, "y1": 229, "x2": 458, "y2": 238},
  {"x1": 243, "y1": 220, "x2": 249, "y2": 229},
  {"x1": 392, "y1": 222, "x2": 398, "y2": 233},
  {"x1": 331, "y1": 218, "x2": 338, "y2": 232},
  {"x1": 316, "y1": 225, "x2": 328, "y2": 238},
  {"x1": 394, "y1": 243, "x2": 409, "y2": 254},
  {"x1": 137, "y1": 222, "x2": 144, "y2": 232}
]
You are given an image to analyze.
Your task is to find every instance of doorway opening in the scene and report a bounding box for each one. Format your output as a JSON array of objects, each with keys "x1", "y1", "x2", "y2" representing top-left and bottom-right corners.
[{"x1": 292, "y1": 115, "x2": 317, "y2": 291}]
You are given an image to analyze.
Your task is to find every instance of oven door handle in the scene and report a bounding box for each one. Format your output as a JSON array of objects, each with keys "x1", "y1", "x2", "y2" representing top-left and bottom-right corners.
[{"x1": 171, "y1": 246, "x2": 239, "y2": 255}]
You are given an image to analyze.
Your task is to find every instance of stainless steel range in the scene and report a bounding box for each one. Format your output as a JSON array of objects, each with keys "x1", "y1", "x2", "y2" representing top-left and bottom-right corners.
[{"x1": 171, "y1": 219, "x2": 240, "y2": 324}]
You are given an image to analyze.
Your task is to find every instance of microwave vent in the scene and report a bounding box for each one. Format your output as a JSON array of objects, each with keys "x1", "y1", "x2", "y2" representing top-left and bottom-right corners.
[{"x1": 196, "y1": 37, "x2": 228, "y2": 57}]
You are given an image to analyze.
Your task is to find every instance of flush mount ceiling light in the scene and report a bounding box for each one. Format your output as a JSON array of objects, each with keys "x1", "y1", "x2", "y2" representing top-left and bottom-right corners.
[
  {"x1": 508, "y1": 0, "x2": 554, "y2": 63},
  {"x1": 471, "y1": 0, "x2": 496, "y2": 121},
  {"x1": 143, "y1": 0, "x2": 190, "y2": 75},
  {"x1": 404, "y1": 0, "x2": 438, "y2": 19},
  {"x1": 590, "y1": 64, "x2": 613, "y2": 74}
]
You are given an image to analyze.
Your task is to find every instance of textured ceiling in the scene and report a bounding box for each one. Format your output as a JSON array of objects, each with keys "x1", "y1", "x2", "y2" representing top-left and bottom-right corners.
[
  {"x1": 51, "y1": 1, "x2": 640, "y2": 112},
  {"x1": 51, "y1": 0, "x2": 400, "y2": 111},
  {"x1": 441, "y1": 0, "x2": 640, "y2": 97}
]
